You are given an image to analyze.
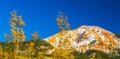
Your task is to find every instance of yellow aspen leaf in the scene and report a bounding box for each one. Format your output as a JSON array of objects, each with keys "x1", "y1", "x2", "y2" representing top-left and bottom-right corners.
[
  {"x1": 19, "y1": 19, "x2": 25, "y2": 26},
  {"x1": 10, "y1": 22, "x2": 15, "y2": 27},
  {"x1": 12, "y1": 17, "x2": 18, "y2": 21}
]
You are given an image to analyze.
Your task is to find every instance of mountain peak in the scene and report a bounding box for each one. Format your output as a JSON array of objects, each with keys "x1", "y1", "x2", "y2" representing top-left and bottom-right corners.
[{"x1": 45, "y1": 25, "x2": 120, "y2": 53}]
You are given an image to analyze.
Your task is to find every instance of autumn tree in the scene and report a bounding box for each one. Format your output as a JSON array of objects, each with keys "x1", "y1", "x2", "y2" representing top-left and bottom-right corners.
[
  {"x1": 31, "y1": 32, "x2": 38, "y2": 41},
  {"x1": 4, "y1": 10, "x2": 25, "y2": 58},
  {"x1": 56, "y1": 12, "x2": 70, "y2": 31},
  {"x1": 8, "y1": 10, "x2": 25, "y2": 42}
]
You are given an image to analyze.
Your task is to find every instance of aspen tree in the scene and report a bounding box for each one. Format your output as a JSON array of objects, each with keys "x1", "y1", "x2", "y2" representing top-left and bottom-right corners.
[
  {"x1": 5, "y1": 10, "x2": 26, "y2": 59},
  {"x1": 56, "y1": 12, "x2": 70, "y2": 31}
]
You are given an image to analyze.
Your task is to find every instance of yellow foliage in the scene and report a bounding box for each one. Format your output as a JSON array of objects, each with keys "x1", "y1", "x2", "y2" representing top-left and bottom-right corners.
[
  {"x1": 69, "y1": 54, "x2": 75, "y2": 59},
  {"x1": 8, "y1": 10, "x2": 26, "y2": 42},
  {"x1": 4, "y1": 10, "x2": 26, "y2": 58},
  {"x1": 90, "y1": 53, "x2": 96, "y2": 59},
  {"x1": 13, "y1": 17, "x2": 18, "y2": 22},
  {"x1": 19, "y1": 19, "x2": 25, "y2": 26},
  {"x1": 51, "y1": 48, "x2": 75, "y2": 59},
  {"x1": 18, "y1": 31, "x2": 25, "y2": 41},
  {"x1": 65, "y1": 23, "x2": 70, "y2": 30},
  {"x1": 29, "y1": 42, "x2": 34, "y2": 47},
  {"x1": 0, "y1": 46, "x2": 2, "y2": 58},
  {"x1": 32, "y1": 32, "x2": 38, "y2": 39},
  {"x1": 11, "y1": 29, "x2": 18, "y2": 37},
  {"x1": 3, "y1": 51, "x2": 9, "y2": 59},
  {"x1": 10, "y1": 22, "x2": 15, "y2": 27},
  {"x1": 56, "y1": 13, "x2": 70, "y2": 31},
  {"x1": 56, "y1": 19, "x2": 64, "y2": 26}
]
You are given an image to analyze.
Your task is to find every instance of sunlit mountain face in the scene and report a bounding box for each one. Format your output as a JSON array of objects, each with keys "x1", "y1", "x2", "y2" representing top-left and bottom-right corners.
[{"x1": 45, "y1": 25, "x2": 120, "y2": 54}]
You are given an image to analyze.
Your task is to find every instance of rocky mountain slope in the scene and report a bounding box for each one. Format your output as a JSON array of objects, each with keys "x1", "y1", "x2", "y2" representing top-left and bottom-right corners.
[{"x1": 45, "y1": 25, "x2": 120, "y2": 53}]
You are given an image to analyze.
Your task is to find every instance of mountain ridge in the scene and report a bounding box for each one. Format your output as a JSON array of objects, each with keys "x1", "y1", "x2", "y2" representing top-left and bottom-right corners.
[{"x1": 45, "y1": 25, "x2": 120, "y2": 53}]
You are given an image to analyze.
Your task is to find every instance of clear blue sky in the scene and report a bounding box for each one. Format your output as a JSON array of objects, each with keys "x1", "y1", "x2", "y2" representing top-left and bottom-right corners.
[{"x1": 0, "y1": 0, "x2": 120, "y2": 42}]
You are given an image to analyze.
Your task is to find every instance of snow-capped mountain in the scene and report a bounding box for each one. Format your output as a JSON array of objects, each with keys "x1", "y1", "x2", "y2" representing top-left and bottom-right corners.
[{"x1": 45, "y1": 25, "x2": 120, "y2": 53}]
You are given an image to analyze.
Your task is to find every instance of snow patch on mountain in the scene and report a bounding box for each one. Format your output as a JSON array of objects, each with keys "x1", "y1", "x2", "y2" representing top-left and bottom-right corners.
[{"x1": 45, "y1": 25, "x2": 120, "y2": 53}]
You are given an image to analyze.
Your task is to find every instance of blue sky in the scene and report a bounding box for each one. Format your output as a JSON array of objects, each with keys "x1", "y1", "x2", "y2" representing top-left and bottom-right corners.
[{"x1": 0, "y1": 0, "x2": 120, "y2": 42}]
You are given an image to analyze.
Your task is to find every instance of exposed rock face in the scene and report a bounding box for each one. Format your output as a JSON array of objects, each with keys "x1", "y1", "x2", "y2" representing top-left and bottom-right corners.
[{"x1": 45, "y1": 25, "x2": 120, "y2": 53}]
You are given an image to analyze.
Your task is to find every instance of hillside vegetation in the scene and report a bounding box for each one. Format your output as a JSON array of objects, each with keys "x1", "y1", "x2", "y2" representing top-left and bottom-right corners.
[{"x1": 0, "y1": 10, "x2": 120, "y2": 59}]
